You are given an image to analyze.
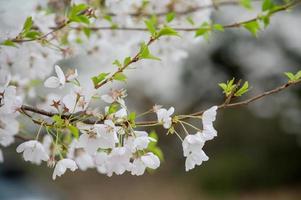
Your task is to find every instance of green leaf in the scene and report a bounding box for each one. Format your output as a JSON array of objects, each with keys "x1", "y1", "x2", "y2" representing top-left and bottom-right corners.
[
  {"x1": 24, "y1": 31, "x2": 41, "y2": 39},
  {"x1": 68, "y1": 125, "x2": 79, "y2": 139},
  {"x1": 113, "y1": 59, "x2": 122, "y2": 68},
  {"x1": 108, "y1": 103, "x2": 119, "y2": 114},
  {"x1": 284, "y1": 71, "x2": 301, "y2": 81},
  {"x1": 139, "y1": 42, "x2": 161, "y2": 61},
  {"x1": 128, "y1": 112, "x2": 136, "y2": 126},
  {"x1": 52, "y1": 115, "x2": 64, "y2": 127},
  {"x1": 284, "y1": 72, "x2": 295, "y2": 81},
  {"x1": 1, "y1": 40, "x2": 17, "y2": 47},
  {"x1": 213, "y1": 24, "x2": 224, "y2": 32},
  {"x1": 22, "y1": 17, "x2": 33, "y2": 33},
  {"x1": 295, "y1": 70, "x2": 301, "y2": 80},
  {"x1": 218, "y1": 78, "x2": 237, "y2": 97},
  {"x1": 144, "y1": 19, "x2": 157, "y2": 36},
  {"x1": 123, "y1": 57, "x2": 132, "y2": 66},
  {"x1": 157, "y1": 26, "x2": 179, "y2": 38},
  {"x1": 68, "y1": 4, "x2": 90, "y2": 24},
  {"x1": 113, "y1": 72, "x2": 127, "y2": 82},
  {"x1": 262, "y1": 0, "x2": 274, "y2": 11},
  {"x1": 83, "y1": 27, "x2": 91, "y2": 38},
  {"x1": 243, "y1": 21, "x2": 260, "y2": 37},
  {"x1": 235, "y1": 81, "x2": 249, "y2": 97},
  {"x1": 166, "y1": 12, "x2": 175, "y2": 23},
  {"x1": 240, "y1": 0, "x2": 252, "y2": 9},
  {"x1": 91, "y1": 72, "x2": 110, "y2": 87},
  {"x1": 195, "y1": 22, "x2": 211, "y2": 38},
  {"x1": 69, "y1": 4, "x2": 88, "y2": 17},
  {"x1": 186, "y1": 16, "x2": 195, "y2": 25},
  {"x1": 261, "y1": 14, "x2": 270, "y2": 28},
  {"x1": 218, "y1": 83, "x2": 228, "y2": 91}
]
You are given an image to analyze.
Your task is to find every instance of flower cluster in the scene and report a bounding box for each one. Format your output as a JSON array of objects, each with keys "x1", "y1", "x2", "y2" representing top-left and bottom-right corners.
[
  {"x1": 182, "y1": 106, "x2": 218, "y2": 171},
  {"x1": 0, "y1": 70, "x2": 22, "y2": 161},
  {"x1": 4, "y1": 64, "x2": 219, "y2": 179}
]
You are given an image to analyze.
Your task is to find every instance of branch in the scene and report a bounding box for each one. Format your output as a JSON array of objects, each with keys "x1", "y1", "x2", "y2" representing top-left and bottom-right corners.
[
  {"x1": 106, "y1": 0, "x2": 247, "y2": 18},
  {"x1": 19, "y1": 79, "x2": 301, "y2": 126},
  {"x1": 135, "y1": 79, "x2": 301, "y2": 126},
  {"x1": 72, "y1": 1, "x2": 300, "y2": 32},
  {"x1": 5, "y1": 0, "x2": 299, "y2": 44}
]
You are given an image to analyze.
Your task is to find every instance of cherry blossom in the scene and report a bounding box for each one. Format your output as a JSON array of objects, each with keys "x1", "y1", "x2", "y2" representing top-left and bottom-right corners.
[
  {"x1": 201, "y1": 106, "x2": 218, "y2": 141},
  {"x1": 105, "y1": 147, "x2": 132, "y2": 176},
  {"x1": 67, "y1": 139, "x2": 94, "y2": 171},
  {"x1": 44, "y1": 65, "x2": 66, "y2": 88},
  {"x1": 182, "y1": 132, "x2": 209, "y2": 171},
  {"x1": 52, "y1": 159, "x2": 78, "y2": 180},
  {"x1": 125, "y1": 131, "x2": 156, "y2": 152},
  {"x1": 16, "y1": 140, "x2": 49, "y2": 165},
  {"x1": 156, "y1": 107, "x2": 175, "y2": 129},
  {"x1": 0, "y1": 116, "x2": 19, "y2": 147},
  {"x1": 130, "y1": 152, "x2": 160, "y2": 176}
]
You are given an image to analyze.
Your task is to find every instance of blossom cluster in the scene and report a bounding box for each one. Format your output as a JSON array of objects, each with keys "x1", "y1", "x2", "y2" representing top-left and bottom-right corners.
[
  {"x1": 0, "y1": 70, "x2": 22, "y2": 162},
  {"x1": 0, "y1": 64, "x2": 218, "y2": 179}
]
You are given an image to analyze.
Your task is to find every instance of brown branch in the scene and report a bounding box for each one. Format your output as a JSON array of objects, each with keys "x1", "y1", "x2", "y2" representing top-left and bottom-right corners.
[
  {"x1": 72, "y1": 1, "x2": 300, "y2": 32},
  {"x1": 6, "y1": 0, "x2": 299, "y2": 44},
  {"x1": 135, "y1": 79, "x2": 301, "y2": 126},
  {"x1": 106, "y1": 0, "x2": 247, "y2": 18},
  {"x1": 95, "y1": 37, "x2": 155, "y2": 89}
]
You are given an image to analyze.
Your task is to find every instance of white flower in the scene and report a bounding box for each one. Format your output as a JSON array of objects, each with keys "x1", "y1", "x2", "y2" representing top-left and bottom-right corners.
[
  {"x1": 16, "y1": 140, "x2": 49, "y2": 165},
  {"x1": 131, "y1": 152, "x2": 160, "y2": 176},
  {"x1": 101, "y1": 89, "x2": 127, "y2": 106},
  {"x1": 42, "y1": 135, "x2": 53, "y2": 156},
  {"x1": 78, "y1": 121, "x2": 119, "y2": 154},
  {"x1": 67, "y1": 139, "x2": 94, "y2": 171},
  {"x1": 95, "y1": 151, "x2": 109, "y2": 174},
  {"x1": 0, "y1": 116, "x2": 19, "y2": 147},
  {"x1": 185, "y1": 150, "x2": 209, "y2": 171},
  {"x1": 74, "y1": 150, "x2": 94, "y2": 171},
  {"x1": 62, "y1": 85, "x2": 95, "y2": 113},
  {"x1": 201, "y1": 106, "x2": 218, "y2": 141},
  {"x1": 115, "y1": 108, "x2": 127, "y2": 119},
  {"x1": 182, "y1": 132, "x2": 208, "y2": 171},
  {"x1": 0, "y1": 148, "x2": 3, "y2": 163},
  {"x1": 44, "y1": 65, "x2": 66, "y2": 88},
  {"x1": 52, "y1": 159, "x2": 78, "y2": 180},
  {"x1": 156, "y1": 107, "x2": 175, "y2": 129},
  {"x1": 125, "y1": 131, "x2": 156, "y2": 152},
  {"x1": 105, "y1": 147, "x2": 131, "y2": 176},
  {"x1": 0, "y1": 86, "x2": 22, "y2": 114}
]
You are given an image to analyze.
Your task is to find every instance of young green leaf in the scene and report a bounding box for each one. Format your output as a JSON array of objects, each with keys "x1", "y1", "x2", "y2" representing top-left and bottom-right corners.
[
  {"x1": 108, "y1": 103, "x2": 120, "y2": 114},
  {"x1": 113, "y1": 72, "x2": 127, "y2": 82},
  {"x1": 240, "y1": 0, "x2": 252, "y2": 9},
  {"x1": 144, "y1": 19, "x2": 157, "y2": 36},
  {"x1": 284, "y1": 71, "x2": 301, "y2": 81},
  {"x1": 243, "y1": 21, "x2": 260, "y2": 37},
  {"x1": 22, "y1": 17, "x2": 33, "y2": 34},
  {"x1": 262, "y1": 0, "x2": 275, "y2": 11},
  {"x1": 68, "y1": 125, "x2": 79, "y2": 139},
  {"x1": 166, "y1": 12, "x2": 175, "y2": 23},
  {"x1": 1, "y1": 40, "x2": 17, "y2": 47},
  {"x1": 218, "y1": 78, "x2": 237, "y2": 97},
  {"x1": 235, "y1": 81, "x2": 249, "y2": 97},
  {"x1": 113, "y1": 59, "x2": 122, "y2": 68},
  {"x1": 139, "y1": 42, "x2": 161, "y2": 61},
  {"x1": 91, "y1": 72, "x2": 110, "y2": 87},
  {"x1": 157, "y1": 26, "x2": 179, "y2": 38},
  {"x1": 213, "y1": 24, "x2": 224, "y2": 32},
  {"x1": 123, "y1": 57, "x2": 132, "y2": 66}
]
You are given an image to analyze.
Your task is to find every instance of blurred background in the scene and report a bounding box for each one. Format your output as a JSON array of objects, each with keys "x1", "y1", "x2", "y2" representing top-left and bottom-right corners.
[{"x1": 1, "y1": 0, "x2": 301, "y2": 199}]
